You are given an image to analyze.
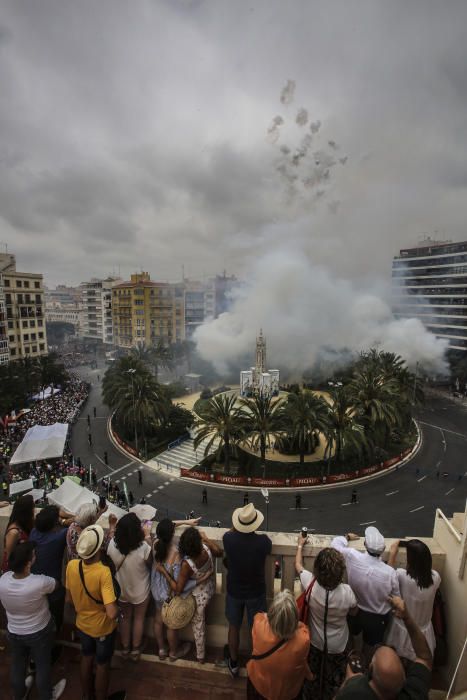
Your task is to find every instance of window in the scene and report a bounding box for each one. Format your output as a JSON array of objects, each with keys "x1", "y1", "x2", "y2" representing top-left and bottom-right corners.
[
  {"x1": 4, "y1": 279, "x2": 10, "y2": 287},
  {"x1": 8, "y1": 321, "x2": 13, "y2": 329},
  {"x1": 16, "y1": 280, "x2": 22, "y2": 288},
  {"x1": 23, "y1": 334, "x2": 29, "y2": 340},
  {"x1": 35, "y1": 295, "x2": 41, "y2": 303},
  {"x1": 9, "y1": 335, "x2": 14, "y2": 343},
  {"x1": 24, "y1": 281, "x2": 30, "y2": 288},
  {"x1": 25, "y1": 346, "x2": 30, "y2": 353},
  {"x1": 39, "y1": 343, "x2": 45, "y2": 351},
  {"x1": 31, "y1": 333, "x2": 36, "y2": 340},
  {"x1": 29, "y1": 320, "x2": 35, "y2": 328},
  {"x1": 22, "y1": 320, "x2": 28, "y2": 328},
  {"x1": 32, "y1": 345, "x2": 37, "y2": 353},
  {"x1": 34, "y1": 281, "x2": 40, "y2": 289},
  {"x1": 10, "y1": 347, "x2": 15, "y2": 356},
  {"x1": 39, "y1": 332, "x2": 44, "y2": 339}
]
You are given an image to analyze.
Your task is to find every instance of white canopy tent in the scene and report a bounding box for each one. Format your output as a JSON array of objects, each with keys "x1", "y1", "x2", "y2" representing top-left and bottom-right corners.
[
  {"x1": 32, "y1": 386, "x2": 61, "y2": 401},
  {"x1": 47, "y1": 477, "x2": 127, "y2": 520},
  {"x1": 9, "y1": 423, "x2": 69, "y2": 465}
]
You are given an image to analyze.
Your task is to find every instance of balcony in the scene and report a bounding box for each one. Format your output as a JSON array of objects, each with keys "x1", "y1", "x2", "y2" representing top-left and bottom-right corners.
[{"x1": 0, "y1": 507, "x2": 466, "y2": 697}]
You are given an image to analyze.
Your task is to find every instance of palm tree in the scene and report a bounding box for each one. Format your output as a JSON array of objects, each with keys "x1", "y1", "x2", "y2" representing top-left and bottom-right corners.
[
  {"x1": 240, "y1": 394, "x2": 285, "y2": 478},
  {"x1": 282, "y1": 390, "x2": 330, "y2": 465},
  {"x1": 324, "y1": 386, "x2": 368, "y2": 473},
  {"x1": 130, "y1": 341, "x2": 173, "y2": 381},
  {"x1": 102, "y1": 357, "x2": 167, "y2": 454},
  {"x1": 194, "y1": 393, "x2": 245, "y2": 473},
  {"x1": 348, "y1": 365, "x2": 400, "y2": 436}
]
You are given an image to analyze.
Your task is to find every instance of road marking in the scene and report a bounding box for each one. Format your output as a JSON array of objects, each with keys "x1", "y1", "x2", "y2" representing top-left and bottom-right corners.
[
  {"x1": 115, "y1": 479, "x2": 120, "y2": 484},
  {"x1": 164, "y1": 481, "x2": 170, "y2": 486},
  {"x1": 409, "y1": 506, "x2": 425, "y2": 513},
  {"x1": 145, "y1": 493, "x2": 152, "y2": 498},
  {"x1": 386, "y1": 490, "x2": 399, "y2": 496},
  {"x1": 152, "y1": 489, "x2": 158, "y2": 494},
  {"x1": 107, "y1": 461, "x2": 137, "y2": 477},
  {"x1": 418, "y1": 421, "x2": 467, "y2": 439},
  {"x1": 359, "y1": 520, "x2": 377, "y2": 526},
  {"x1": 170, "y1": 478, "x2": 175, "y2": 482},
  {"x1": 417, "y1": 475, "x2": 427, "y2": 482},
  {"x1": 340, "y1": 503, "x2": 352, "y2": 507},
  {"x1": 445, "y1": 488, "x2": 455, "y2": 496},
  {"x1": 288, "y1": 507, "x2": 309, "y2": 510},
  {"x1": 158, "y1": 485, "x2": 164, "y2": 490}
]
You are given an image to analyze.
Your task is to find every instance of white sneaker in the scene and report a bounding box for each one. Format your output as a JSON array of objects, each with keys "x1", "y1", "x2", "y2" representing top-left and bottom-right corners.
[
  {"x1": 21, "y1": 674, "x2": 34, "y2": 700},
  {"x1": 51, "y1": 678, "x2": 67, "y2": 700}
]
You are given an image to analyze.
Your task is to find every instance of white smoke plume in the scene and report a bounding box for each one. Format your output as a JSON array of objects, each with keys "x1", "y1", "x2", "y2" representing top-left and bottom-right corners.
[
  {"x1": 296, "y1": 108, "x2": 309, "y2": 126},
  {"x1": 194, "y1": 248, "x2": 448, "y2": 375}
]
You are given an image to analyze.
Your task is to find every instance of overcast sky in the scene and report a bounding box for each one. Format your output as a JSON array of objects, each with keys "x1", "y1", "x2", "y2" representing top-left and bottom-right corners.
[{"x1": 1, "y1": 0, "x2": 467, "y2": 287}]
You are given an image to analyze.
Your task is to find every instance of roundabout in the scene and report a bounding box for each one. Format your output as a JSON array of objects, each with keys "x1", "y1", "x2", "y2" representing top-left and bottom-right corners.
[{"x1": 70, "y1": 362, "x2": 467, "y2": 537}]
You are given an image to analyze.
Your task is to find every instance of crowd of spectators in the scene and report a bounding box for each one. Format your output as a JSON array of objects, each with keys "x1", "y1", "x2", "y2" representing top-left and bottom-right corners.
[{"x1": 0, "y1": 494, "x2": 440, "y2": 700}]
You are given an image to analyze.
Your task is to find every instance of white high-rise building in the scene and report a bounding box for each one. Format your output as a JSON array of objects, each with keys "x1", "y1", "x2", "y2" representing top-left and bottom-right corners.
[
  {"x1": 392, "y1": 238, "x2": 467, "y2": 352},
  {"x1": 80, "y1": 277, "x2": 120, "y2": 345}
]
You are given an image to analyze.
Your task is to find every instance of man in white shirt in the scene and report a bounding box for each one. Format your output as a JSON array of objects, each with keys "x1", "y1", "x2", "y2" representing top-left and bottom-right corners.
[
  {"x1": 332, "y1": 526, "x2": 400, "y2": 647},
  {"x1": 0, "y1": 541, "x2": 66, "y2": 700}
]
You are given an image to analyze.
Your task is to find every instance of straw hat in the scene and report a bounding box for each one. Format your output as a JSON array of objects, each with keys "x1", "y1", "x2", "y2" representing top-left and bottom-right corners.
[
  {"x1": 129, "y1": 504, "x2": 157, "y2": 521},
  {"x1": 232, "y1": 503, "x2": 264, "y2": 533},
  {"x1": 77, "y1": 525, "x2": 105, "y2": 560}
]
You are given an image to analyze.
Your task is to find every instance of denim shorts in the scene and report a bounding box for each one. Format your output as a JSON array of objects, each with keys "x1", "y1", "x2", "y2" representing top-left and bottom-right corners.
[
  {"x1": 225, "y1": 593, "x2": 267, "y2": 628},
  {"x1": 78, "y1": 628, "x2": 116, "y2": 665}
]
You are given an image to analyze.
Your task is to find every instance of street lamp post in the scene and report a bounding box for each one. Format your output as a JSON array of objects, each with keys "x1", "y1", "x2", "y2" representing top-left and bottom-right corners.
[{"x1": 127, "y1": 368, "x2": 138, "y2": 456}]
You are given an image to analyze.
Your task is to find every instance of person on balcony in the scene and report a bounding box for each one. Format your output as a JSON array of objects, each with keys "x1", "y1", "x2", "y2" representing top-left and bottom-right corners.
[
  {"x1": 247, "y1": 589, "x2": 312, "y2": 700},
  {"x1": 331, "y1": 528, "x2": 400, "y2": 653},
  {"x1": 385, "y1": 539, "x2": 441, "y2": 662},
  {"x1": 2, "y1": 494, "x2": 35, "y2": 573},
  {"x1": 335, "y1": 595, "x2": 432, "y2": 699},
  {"x1": 66, "y1": 501, "x2": 117, "y2": 561},
  {"x1": 107, "y1": 512, "x2": 152, "y2": 662},
  {"x1": 151, "y1": 515, "x2": 204, "y2": 661},
  {"x1": 0, "y1": 542, "x2": 67, "y2": 700},
  {"x1": 295, "y1": 540, "x2": 358, "y2": 699},
  {"x1": 223, "y1": 503, "x2": 272, "y2": 678},
  {"x1": 156, "y1": 526, "x2": 222, "y2": 663},
  {"x1": 29, "y1": 505, "x2": 74, "y2": 633},
  {"x1": 65, "y1": 525, "x2": 122, "y2": 700}
]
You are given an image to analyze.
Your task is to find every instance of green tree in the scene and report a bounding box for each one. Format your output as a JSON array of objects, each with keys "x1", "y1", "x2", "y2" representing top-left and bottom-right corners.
[
  {"x1": 239, "y1": 394, "x2": 285, "y2": 477},
  {"x1": 194, "y1": 393, "x2": 245, "y2": 473},
  {"x1": 325, "y1": 386, "x2": 368, "y2": 472},
  {"x1": 282, "y1": 390, "x2": 330, "y2": 465}
]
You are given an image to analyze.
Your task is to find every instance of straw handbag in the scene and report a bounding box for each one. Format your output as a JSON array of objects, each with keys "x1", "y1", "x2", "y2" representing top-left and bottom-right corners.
[{"x1": 161, "y1": 591, "x2": 196, "y2": 630}]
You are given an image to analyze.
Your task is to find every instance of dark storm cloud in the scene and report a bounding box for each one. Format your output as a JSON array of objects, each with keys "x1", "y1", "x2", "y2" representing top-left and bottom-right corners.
[{"x1": 0, "y1": 1, "x2": 467, "y2": 285}]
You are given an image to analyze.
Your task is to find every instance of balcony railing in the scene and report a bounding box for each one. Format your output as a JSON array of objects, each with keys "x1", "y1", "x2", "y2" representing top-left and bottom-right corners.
[{"x1": 1, "y1": 507, "x2": 466, "y2": 694}]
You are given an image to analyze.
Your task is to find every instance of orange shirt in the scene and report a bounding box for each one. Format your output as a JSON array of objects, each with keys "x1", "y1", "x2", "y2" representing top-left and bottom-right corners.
[{"x1": 247, "y1": 612, "x2": 312, "y2": 700}]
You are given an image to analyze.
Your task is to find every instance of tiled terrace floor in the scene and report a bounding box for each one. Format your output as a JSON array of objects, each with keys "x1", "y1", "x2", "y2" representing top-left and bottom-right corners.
[{"x1": 0, "y1": 643, "x2": 247, "y2": 700}]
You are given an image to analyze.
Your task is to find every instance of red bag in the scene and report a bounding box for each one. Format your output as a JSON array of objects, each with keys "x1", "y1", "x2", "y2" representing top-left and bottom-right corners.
[{"x1": 296, "y1": 577, "x2": 316, "y2": 624}]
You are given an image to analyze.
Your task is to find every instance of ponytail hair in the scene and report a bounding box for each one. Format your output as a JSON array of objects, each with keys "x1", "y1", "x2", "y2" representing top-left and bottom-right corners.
[{"x1": 154, "y1": 518, "x2": 176, "y2": 562}]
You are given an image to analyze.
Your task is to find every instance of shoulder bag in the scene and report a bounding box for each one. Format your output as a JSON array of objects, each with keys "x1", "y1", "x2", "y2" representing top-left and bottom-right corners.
[
  {"x1": 296, "y1": 576, "x2": 316, "y2": 624},
  {"x1": 78, "y1": 559, "x2": 122, "y2": 604}
]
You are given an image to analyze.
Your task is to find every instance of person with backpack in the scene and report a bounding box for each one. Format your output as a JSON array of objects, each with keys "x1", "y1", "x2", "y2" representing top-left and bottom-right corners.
[
  {"x1": 65, "y1": 525, "x2": 124, "y2": 700},
  {"x1": 295, "y1": 538, "x2": 358, "y2": 700},
  {"x1": 246, "y1": 589, "x2": 312, "y2": 700}
]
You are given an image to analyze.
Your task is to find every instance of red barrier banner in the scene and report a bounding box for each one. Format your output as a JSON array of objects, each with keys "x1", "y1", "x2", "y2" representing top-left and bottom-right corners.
[
  {"x1": 180, "y1": 469, "x2": 211, "y2": 481},
  {"x1": 382, "y1": 456, "x2": 399, "y2": 468},
  {"x1": 359, "y1": 465, "x2": 379, "y2": 476},
  {"x1": 250, "y1": 477, "x2": 286, "y2": 487},
  {"x1": 215, "y1": 474, "x2": 247, "y2": 485},
  {"x1": 291, "y1": 476, "x2": 321, "y2": 486},
  {"x1": 328, "y1": 472, "x2": 354, "y2": 483},
  {"x1": 113, "y1": 432, "x2": 137, "y2": 457}
]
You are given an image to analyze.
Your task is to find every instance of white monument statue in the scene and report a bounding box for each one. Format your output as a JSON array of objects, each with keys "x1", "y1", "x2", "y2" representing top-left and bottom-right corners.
[{"x1": 240, "y1": 330, "x2": 280, "y2": 398}]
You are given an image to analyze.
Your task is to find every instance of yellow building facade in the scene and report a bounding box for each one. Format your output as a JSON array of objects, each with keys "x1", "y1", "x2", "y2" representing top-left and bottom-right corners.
[{"x1": 112, "y1": 272, "x2": 185, "y2": 348}]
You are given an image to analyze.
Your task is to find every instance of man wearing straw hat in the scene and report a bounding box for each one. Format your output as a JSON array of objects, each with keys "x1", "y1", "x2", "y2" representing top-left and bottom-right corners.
[{"x1": 223, "y1": 503, "x2": 272, "y2": 678}]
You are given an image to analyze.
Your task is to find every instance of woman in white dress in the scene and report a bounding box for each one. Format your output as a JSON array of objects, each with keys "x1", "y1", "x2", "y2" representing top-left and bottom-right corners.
[{"x1": 386, "y1": 539, "x2": 441, "y2": 661}]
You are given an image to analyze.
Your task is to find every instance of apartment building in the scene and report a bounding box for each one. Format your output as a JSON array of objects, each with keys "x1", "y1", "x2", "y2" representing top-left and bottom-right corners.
[
  {"x1": 80, "y1": 277, "x2": 120, "y2": 345},
  {"x1": 0, "y1": 274, "x2": 9, "y2": 364},
  {"x1": 112, "y1": 272, "x2": 185, "y2": 349},
  {"x1": 0, "y1": 253, "x2": 47, "y2": 360},
  {"x1": 392, "y1": 239, "x2": 467, "y2": 351}
]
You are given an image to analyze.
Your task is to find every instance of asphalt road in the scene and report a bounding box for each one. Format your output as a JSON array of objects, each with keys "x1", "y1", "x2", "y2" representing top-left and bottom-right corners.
[{"x1": 70, "y1": 364, "x2": 467, "y2": 537}]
